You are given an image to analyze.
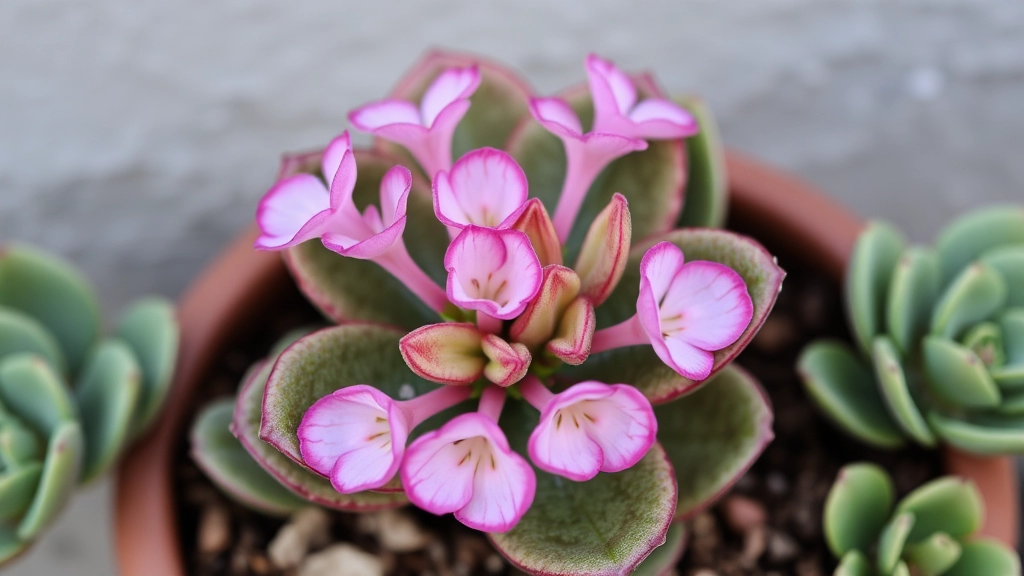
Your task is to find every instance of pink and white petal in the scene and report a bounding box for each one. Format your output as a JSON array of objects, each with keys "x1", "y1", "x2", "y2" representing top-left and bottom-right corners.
[
  {"x1": 443, "y1": 148, "x2": 529, "y2": 228},
  {"x1": 349, "y1": 99, "x2": 423, "y2": 131},
  {"x1": 528, "y1": 407, "x2": 604, "y2": 482},
  {"x1": 585, "y1": 53, "x2": 637, "y2": 117},
  {"x1": 662, "y1": 261, "x2": 753, "y2": 351},
  {"x1": 445, "y1": 226, "x2": 510, "y2": 292},
  {"x1": 660, "y1": 336, "x2": 716, "y2": 381},
  {"x1": 402, "y1": 434, "x2": 476, "y2": 515},
  {"x1": 422, "y1": 99, "x2": 473, "y2": 169},
  {"x1": 329, "y1": 439, "x2": 402, "y2": 494},
  {"x1": 329, "y1": 148, "x2": 359, "y2": 212},
  {"x1": 432, "y1": 171, "x2": 469, "y2": 228},
  {"x1": 420, "y1": 66, "x2": 481, "y2": 127},
  {"x1": 579, "y1": 132, "x2": 648, "y2": 161},
  {"x1": 582, "y1": 385, "x2": 657, "y2": 473},
  {"x1": 254, "y1": 174, "x2": 331, "y2": 250},
  {"x1": 321, "y1": 132, "x2": 352, "y2": 184},
  {"x1": 296, "y1": 386, "x2": 394, "y2": 477},
  {"x1": 379, "y1": 165, "x2": 412, "y2": 226},
  {"x1": 529, "y1": 97, "x2": 583, "y2": 138},
  {"x1": 446, "y1": 227, "x2": 540, "y2": 319},
  {"x1": 456, "y1": 447, "x2": 536, "y2": 532},
  {"x1": 628, "y1": 99, "x2": 699, "y2": 139},
  {"x1": 639, "y1": 242, "x2": 686, "y2": 301},
  {"x1": 321, "y1": 216, "x2": 407, "y2": 260}
]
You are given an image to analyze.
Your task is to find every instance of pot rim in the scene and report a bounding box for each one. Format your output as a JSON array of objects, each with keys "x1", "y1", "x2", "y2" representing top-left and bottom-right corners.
[{"x1": 114, "y1": 150, "x2": 1019, "y2": 576}]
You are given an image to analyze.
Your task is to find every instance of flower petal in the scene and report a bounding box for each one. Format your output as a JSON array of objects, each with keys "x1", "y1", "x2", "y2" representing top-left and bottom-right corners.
[
  {"x1": 445, "y1": 227, "x2": 543, "y2": 319},
  {"x1": 529, "y1": 97, "x2": 583, "y2": 139},
  {"x1": 456, "y1": 440, "x2": 536, "y2": 533},
  {"x1": 546, "y1": 297, "x2": 596, "y2": 366},
  {"x1": 575, "y1": 193, "x2": 632, "y2": 306},
  {"x1": 254, "y1": 174, "x2": 331, "y2": 250},
  {"x1": 481, "y1": 335, "x2": 532, "y2": 387},
  {"x1": 399, "y1": 323, "x2": 486, "y2": 385},
  {"x1": 510, "y1": 198, "x2": 562, "y2": 267},
  {"x1": 586, "y1": 53, "x2": 637, "y2": 118},
  {"x1": 628, "y1": 99, "x2": 699, "y2": 139},
  {"x1": 328, "y1": 148, "x2": 359, "y2": 212},
  {"x1": 379, "y1": 165, "x2": 412, "y2": 227},
  {"x1": 432, "y1": 148, "x2": 529, "y2": 229},
  {"x1": 660, "y1": 336, "x2": 716, "y2": 381},
  {"x1": 420, "y1": 66, "x2": 481, "y2": 127},
  {"x1": 321, "y1": 132, "x2": 352, "y2": 187},
  {"x1": 509, "y1": 265, "x2": 581, "y2": 349},
  {"x1": 349, "y1": 99, "x2": 423, "y2": 131},
  {"x1": 662, "y1": 261, "x2": 753, "y2": 351}
]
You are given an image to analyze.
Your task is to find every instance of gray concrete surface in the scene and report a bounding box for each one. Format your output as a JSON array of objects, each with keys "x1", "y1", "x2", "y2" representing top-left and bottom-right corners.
[{"x1": 2, "y1": 0, "x2": 1023, "y2": 574}]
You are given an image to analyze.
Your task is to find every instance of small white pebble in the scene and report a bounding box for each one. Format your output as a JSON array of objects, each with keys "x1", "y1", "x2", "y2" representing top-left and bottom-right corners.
[
  {"x1": 268, "y1": 507, "x2": 332, "y2": 569},
  {"x1": 398, "y1": 383, "x2": 416, "y2": 400},
  {"x1": 374, "y1": 509, "x2": 431, "y2": 553},
  {"x1": 298, "y1": 543, "x2": 383, "y2": 576}
]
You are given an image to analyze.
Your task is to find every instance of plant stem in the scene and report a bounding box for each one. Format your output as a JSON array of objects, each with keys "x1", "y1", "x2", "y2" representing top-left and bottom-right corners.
[
  {"x1": 519, "y1": 375, "x2": 555, "y2": 411},
  {"x1": 376, "y1": 241, "x2": 449, "y2": 313},
  {"x1": 590, "y1": 314, "x2": 649, "y2": 354},
  {"x1": 477, "y1": 385, "x2": 507, "y2": 423},
  {"x1": 401, "y1": 385, "x2": 473, "y2": 428}
]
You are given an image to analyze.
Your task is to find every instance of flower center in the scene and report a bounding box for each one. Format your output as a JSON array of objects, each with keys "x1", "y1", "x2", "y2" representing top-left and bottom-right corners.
[
  {"x1": 452, "y1": 436, "x2": 497, "y2": 473},
  {"x1": 660, "y1": 311, "x2": 686, "y2": 338},
  {"x1": 468, "y1": 273, "x2": 510, "y2": 305},
  {"x1": 365, "y1": 415, "x2": 393, "y2": 451},
  {"x1": 553, "y1": 402, "x2": 598, "y2": 431}
]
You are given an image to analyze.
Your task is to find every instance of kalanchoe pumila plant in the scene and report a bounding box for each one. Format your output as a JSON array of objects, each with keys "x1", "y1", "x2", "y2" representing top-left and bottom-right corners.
[
  {"x1": 191, "y1": 50, "x2": 785, "y2": 575},
  {"x1": 824, "y1": 463, "x2": 1020, "y2": 576},
  {"x1": 799, "y1": 207, "x2": 1024, "y2": 454},
  {"x1": 0, "y1": 246, "x2": 179, "y2": 566}
]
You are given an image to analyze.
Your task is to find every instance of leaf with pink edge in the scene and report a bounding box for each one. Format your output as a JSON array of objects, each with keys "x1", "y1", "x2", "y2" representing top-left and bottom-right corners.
[
  {"x1": 490, "y1": 399, "x2": 677, "y2": 576},
  {"x1": 655, "y1": 365, "x2": 774, "y2": 519},
  {"x1": 507, "y1": 82, "x2": 685, "y2": 259},
  {"x1": 567, "y1": 229, "x2": 784, "y2": 402},
  {"x1": 378, "y1": 50, "x2": 532, "y2": 168},
  {"x1": 284, "y1": 150, "x2": 450, "y2": 329},
  {"x1": 632, "y1": 522, "x2": 687, "y2": 576}
]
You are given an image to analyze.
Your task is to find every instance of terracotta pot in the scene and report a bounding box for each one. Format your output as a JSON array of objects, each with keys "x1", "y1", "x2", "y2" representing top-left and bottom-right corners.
[{"x1": 114, "y1": 151, "x2": 1019, "y2": 575}]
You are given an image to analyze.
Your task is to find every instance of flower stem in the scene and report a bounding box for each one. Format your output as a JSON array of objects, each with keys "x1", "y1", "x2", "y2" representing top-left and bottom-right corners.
[
  {"x1": 477, "y1": 311, "x2": 503, "y2": 335},
  {"x1": 376, "y1": 241, "x2": 449, "y2": 313},
  {"x1": 590, "y1": 314, "x2": 649, "y2": 354},
  {"x1": 402, "y1": 385, "x2": 473, "y2": 428},
  {"x1": 551, "y1": 147, "x2": 604, "y2": 242},
  {"x1": 519, "y1": 375, "x2": 555, "y2": 411},
  {"x1": 478, "y1": 386, "x2": 507, "y2": 423}
]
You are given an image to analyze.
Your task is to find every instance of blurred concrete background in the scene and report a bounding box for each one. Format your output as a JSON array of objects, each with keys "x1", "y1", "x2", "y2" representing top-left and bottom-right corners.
[{"x1": 1, "y1": 0, "x2": 1022, "y2": 573}]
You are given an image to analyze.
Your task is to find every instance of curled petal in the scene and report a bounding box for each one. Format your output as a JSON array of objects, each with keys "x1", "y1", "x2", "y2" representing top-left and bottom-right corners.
[
  {"x1": 529, "y1": 97, "x2": 583, "y2": 139},
  {"x1": 297, "y1": 385, "x2": 410, "y2": 494},
  {"x1": 420, "y1": 66, "x2": 481, "y2": 127},
  {"x1": 481, "y1": 334, "x2": 532, "y2": 387},
  {"x1": 586, "y1": 53, "x2": 637, "y2": 117},
  {"x1": 575, "y1": 193, "x2": 632, "y2": 306},
  {"x1": 528, "y1": 381, "x2": 656, "y2": 482},
  {"x1": 402, "y1": 413, "x2": 536, "y2": 532},
  {"x1": 349, "y1": 100, "x2": 422, "y2": 132},
  {"x1": 254, "y1": 174, "x2": 331, "y2": 250},
  {"x1": 510, "y1": 198, "x2": 562, "y2": 267},
  {"x1": 321, "y1": 166, "x2": 412, "y2": 260},
  {"x1": 321, "y1": 132, "x2": 353, "y2": 188},
  {"x1": 546, "y1": 297, "x2": 596, "y2": 366},
  {"x1": 445, "y1": 227, "x2": 543, "y2": 319},
  {"x1": 433, "y1": 148, "x2": 529, "y2": 230},
  {"x1": 628, "y1": 98, "x2": 698, "y2": 139},
  {"x1": 509, "y1": 265, "x2": 581, "y2": 349},
  {"x1": 399, "y1": 323, "x2": 485, "y2": 385}
]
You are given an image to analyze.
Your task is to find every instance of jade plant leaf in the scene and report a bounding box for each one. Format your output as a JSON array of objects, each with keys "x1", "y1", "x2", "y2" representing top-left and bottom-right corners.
[
  {"x1": 886, "y1": 248, "x2": 939, "y2": 354},
  {"x1": 74, "y1": 340, "x2": 142, "y2": 483},
  {"x1": 928, "y1": 411, "x2": 1024, "y2": 454},
  {"x1": 982, "y1": 244, "x2": 1024, "y2": 306},
  {"x1": 0, "y1": 307, "x2": 65, "y2": 375},
  {"x1": 935, "y1": 205, "x2": 1024, "y2": 285},
  {"x1": 0, "y1": 246, "x2": 100, "y2": 373},
  {"x1": 0, "y1": 415, "x2": 42, "y2": 468},
  {"x1": 235, "y1": 358, "x2": 407, "y2": 511},
  {"x1": 0, "y1": 464, "x2": 43, "y2": 522},
  {"x1": 656, "y1": 365, "x2": 773, "y2": 519},
  {"x1": 835, "y1": 550, "x2": 872, "y2": 576},
  {"x1": 16, "y1": 421, "x2": 83, "y2": 540},
  {"x1": 930, "y1": 262, "x2": 1006, "y2": 339},
  {"x1": 875, "y1": 512, "x2": 914, "y2": 575},
  {"x1": 117, "y1": 298, "x2": 179, "y2": 437},
  {"x1": 823, "y1": 463, "x2": 894, "y2": 557},
  {"x1": 490, "y1": 400, "x2": 677, "y2": 576},
  {"x1": 191, "y1": 397, "x2": 306, "y2": 517},
  {"x1": 675, "y1": 95, "x2": 727, "y2": 229},
  {"x1": 579, "y1": 228, "x2": 784, "y2": 402},
  {"x1": 902, "y1": 532, "x2": 961, "y2": 576},
  {"x1": 0, "y1": 354, "x2": 77, "y2": 440},
  {"x1": 507, "y1": 83, "x2": 685, "y2": 258},
  {"x1": 893, "y1": 476, "x2": 982, "y2": 542},
  {"x1": 922, "y1": 336, "x2": 1001, "y2": 408},
  {"x1": 993, "y1": 308, "x2": 1024, "y2": 387},
  {"x1": 285, "y1": 150, "x2": 449, "y2": 329},
  {"x1": 943, "y1": 538, "x2": 1022, "y2": 576},
  {"x1": 847, "y1": 222, "x2": 905, "y2": 355},
  {"x1": 871, "y1": 337, "x2": 936, "y2": 446},
  {"x1": 631, "y1": 522, "x2": 686, "y2": 576},
  {"x1": 378, "y1": 50, "x2": 533, "y2": 167},
  {"x1": 798, "y1": 341, "x2": 905, "y2": 449}
]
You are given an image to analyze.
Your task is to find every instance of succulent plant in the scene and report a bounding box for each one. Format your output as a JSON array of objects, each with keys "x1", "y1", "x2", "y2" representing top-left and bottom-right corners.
[
  {"x1": 824, "y1": 463, "x2": 1020, "y2": 576},
  {"x1": 0, "y1": 245, "x2": 178, "y2": 566},
  {"x1": 190, "y1": 50, "x2": 784, "y2": 575},
  {"x1": 799, "y1": 207, "x2": 1024, "y2": 454}
]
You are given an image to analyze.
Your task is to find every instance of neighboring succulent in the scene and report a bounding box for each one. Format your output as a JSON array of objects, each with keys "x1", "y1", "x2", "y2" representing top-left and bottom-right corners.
[
  {"x1": 191, "y1": 50, "x2": 784, "y2": 575},
  {"x1": 824, "y1": 463, "x2": 1020, "y2": 576},
  {"x1": 799, "y1": 207, "x2": 1024, "y2": 454},
  {"x1": 0, "y1": 246, "x2": 179, "y2": 566}
]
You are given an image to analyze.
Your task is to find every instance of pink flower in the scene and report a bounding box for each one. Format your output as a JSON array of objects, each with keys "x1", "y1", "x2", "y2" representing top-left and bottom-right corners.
[
  {"x1": 585, "y1": 54, "x2": 698, "y2": 140},
  {"x1": 445, "y1": 226, "x2": 543, "y2": 326},
  {"x1": 528, "y1": 97, "x2": 646, "y2": 241},
  {"x1": 433, "y1": 148, "x2": 529, "y2": 235},
  {"x1": 298, "y1": 384, "x2": 470, "y2": 494},
  {"x1": 349, "y1": 67, "x2": 481, "y2": 178},
  {"x1": 521, "y1": 377, "x2": 656, "y2": 482},
  {"x1": 401, "y1": 387, "x2": 535, "y2": 532},
  {"x1": 591, "y1": 242, "x2": 753, "y2": 381}
]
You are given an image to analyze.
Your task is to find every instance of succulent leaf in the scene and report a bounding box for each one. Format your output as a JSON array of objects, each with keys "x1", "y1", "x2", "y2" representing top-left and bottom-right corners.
[
  {"x1": 798, "y1": 341, "x2": 905, "y2": 448},
  {"x1": 0, "y1": 464, "x2": 43, "y2": 522},
  {"x1": 835, "y1": 550, "x2": 872, "y2": 576},
  {"x1": 0, "y1": 527, "x2": 28, "y2": 566},
  {"x1": 927, "y1": 411, "x2": 1024, "y2": 454},
  {"x1": 930, "y1": 262, "x2": 1006, "y2": 339},
  {"x1": 0, "y1": 355, "x2": 77, "y2": 440},
  {"x1": 16, "y1": 421, "x2": 83, "y2": 540},
  {"x1": 0, "y1": 246, "x2": 101, "y2": 373},
  {"x1": 190, "y1": 398, "x2": 306, "y2": 517},
  {"x1": 993, "y1": 308, "x2": 1024, "y2": 388},
  {"x1": 982, "y1": 243, "x2": 1024, "y2": 306},
  {"x1": 902, "y1": 532, "x2": 962, "y2": 576},
  {"x1": 922, "y1": 337, "x2": 1001, "y2": 408},
  {"x1": 0, "y1": 415, "x2": 43, "y2": 467},
  {"x1": 886, "y1": 248, "x2": 940, "y2": 354},
  {"x1": 675, "y1": 95, "x2": 727, "y2": 229},
  {"x1": 631, "y1": 522, "x2": 687, "y2": 576},
  {"x1": 823, "y1": 463, "x2": 894, "y2": 557},
  {"x1": 875, "y1": 511, "x2": 914, "y2": 575},
  {"x1": 935, "y1": 205, "x2": 1024, "y2": 285},
  {"x1": 0, "y1": 307, "x2": 66, "y2": 376},
  {"x1": 117, "y1": 298, "x2": 179, "y2": 437},
  {"x1": 847, "y1": 222, "x2": 905, "y2": 355},
  {"x1": 962, "y1": 322, "x2": 1006, "y2": 370},
  {"x1": 894, "y1": 476, "x2": 982, "y2": 542},
  {"x1": 656, "y1": 365, "x2": 773, "y2": 519},
  {"x1": 943, "y1": 538, "x2": 1022, "y2": 576},
  {"x1": 871, "y1": 337, "x2": 936, "y2": 446}
]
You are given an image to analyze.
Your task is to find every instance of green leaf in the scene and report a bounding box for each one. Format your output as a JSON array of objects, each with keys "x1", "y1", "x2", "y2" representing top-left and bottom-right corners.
[
  {"x1": 656, "y1": 365, "x2": 773, "y2": 518},
  {"x1": 943, "y1": 538, "x2": 1022, "y2": 576},
  {"x1": 894, "y1": 476, "x2": 982, "y2": 542},
  {"x1": 903, "y1": 532, "x2": 962, "y2": 576},
  {"x1": 508, "y1": 84, "x2": 685, "y2": 259},
  {"x1": 0, "y1": 354, "x2": 77, "y2": 439},
  {"x1": 378, "y1": 50, "x2": 532, "y2": 167},
  {"x1": 872, "y1": 336, "x2": 936, "y2": 446},
  {"x1": 922, "y1": 337, "x2": 1001, "y2": 408},
  {"x1": 74, "y1": 340, "x2": 142, "y2": 483},
  {"x1": 876, "y1": 512, "x2": 914, "y2": 575},
  {"x1": 886, "y1": 248, "x2": 940, "y2": 354},
  {"x1": 0, "y1": 463, "x2": 43, "y2": 522},
  {"x1": 928, "y1": 411, "x2": 1024, "y2": 454},
  {"x1": 798, "y1": 341, "x2": 905, "y2": 448},
  {"x1": 892, "y1": 561, "x2": 911, "y2": 576},
  {"x1": 0, "y1": 307, "x2": 65, "y2": 376},
  {"x1": 936, "y1": 206, "x2": 1024, "y2": 286},
  {"x1": 236, "y1": 357, "x2": 407, "y2": 511},
  {"x1": 994, "y1": 308, "x2": 1024, "y2": 388},
  {"x1": 931, "y1": 263, "x2": 1006, "y2": 339},
  {"x1": 675, "y1": 95, "x2": 727, "y2": 228},
  {"x1": 117, "y1": 298, "x2": 179, "y2": 437},
  {"x1": 190, "y1": 398, "x2": 306, "y2": 517},
  {"x1": 847, "y1": 222, "x2": 905, "y2": 355},
  {"x1": 0, "y1": 527, "x2": 29, "y2": 568},
  {"x1": 582, "y1": 228, "x2": 784, "y2": 402},
  {"x1": 0, "y1": 245, "x2": 100, "y2": 372},
  {"x1": 17, "y1": 421, "x2": 83, "y2": 540},
  {"x1": 823, "y1": 463, "x2": 895, "y2": 557},
  {"x1": 962, "y1": 322, "x2": 1006, "y2": 371},
  {"x1": 490, "y1": 400, "x2": 677, "y2": 576},
  {"x1": 0, "y1": 415, "x2": 43, "y2": 467},
  {"x1": 285, "y1": 151, "x2": 448, "y2": 329},
  {"x1": 982, "y1": 243, "x2": 1024, "y2": 307},
  {"x1": 835, "y1": 550, "x2": 872, "y2": 576},
  {"x1": 631, "y1": 522, "x2": 686, "y2": 576}
]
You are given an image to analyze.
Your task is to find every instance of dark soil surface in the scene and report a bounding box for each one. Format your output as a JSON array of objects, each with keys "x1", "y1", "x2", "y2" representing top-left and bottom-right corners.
[{"x1": 175, "y1": 233, "x2": 940, "y2": 576}]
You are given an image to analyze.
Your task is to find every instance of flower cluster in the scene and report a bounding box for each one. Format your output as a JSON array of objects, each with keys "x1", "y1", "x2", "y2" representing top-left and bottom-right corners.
[{"x1": 254, "y1": 55, "x2": 753, "y2": 533}]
